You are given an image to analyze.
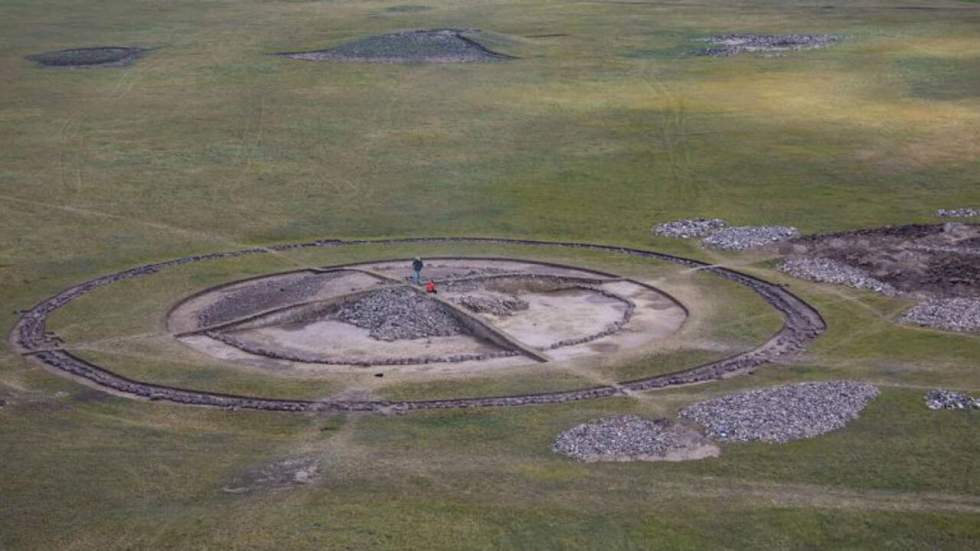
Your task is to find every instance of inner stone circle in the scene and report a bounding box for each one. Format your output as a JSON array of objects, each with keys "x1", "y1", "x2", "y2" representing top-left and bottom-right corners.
[{"x1": 168, "y1": 258, "x2": 687, "y2": 370}]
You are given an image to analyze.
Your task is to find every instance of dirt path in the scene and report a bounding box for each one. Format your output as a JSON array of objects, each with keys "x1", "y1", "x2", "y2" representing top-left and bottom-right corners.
[{"x1": 10, "y1": 237, "x2": 826, "y2": 414}]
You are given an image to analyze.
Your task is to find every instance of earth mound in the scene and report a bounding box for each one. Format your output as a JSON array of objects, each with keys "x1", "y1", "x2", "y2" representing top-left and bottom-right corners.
[
  {"x1": 702, "y1": 34, "x2": 838, "y2": 56},
  {"x1": 278, "y1": 29, "x2": 513, "y2": 63},
  {"x1": 553, "y1": 415, "x2": 720, "y2": 462},
  {"x1": 335, "y1": 287, "x2": 463, "y2": 341},
  {"x1": 679, "y1": 381, "x2": 879, "y2": 443},
  {"x1": 27, "y1": 47, "x2": 146, "y2": 68}
]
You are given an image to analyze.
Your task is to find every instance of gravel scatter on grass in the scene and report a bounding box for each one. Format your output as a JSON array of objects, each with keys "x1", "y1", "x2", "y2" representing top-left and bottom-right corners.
[
  {"x1": 653, "y1": 218, "x2": 729, "y2": 239},
  {"x1": 27, "y1": 47, "x2": 146, "y2": 67},
  {"x1": 278, "y1": 29, "x2": 512, "y2": 63},
  {"x1": 937, "y1": 208, "x2": 980, "y2": 218},
  {"x1": 199, "y1": 272, "x2": 346, "y2": 327},
  {"x1": 702, "y1": 34, "x2": 838, "y2": 56},
  {"x1": 702, "y1": 226, "x2": 800, "y2": 251},
  {"x1": 899, "y1": 297, "x2": 980, "y2": 333},
  {"x1": 222, "y1": 456, "x2": 320, "y2": 494},
  {"x1": 679, "y1": 381, "x2": 879, "y2": 443},
  {"x1": 335, "y1": 287, "x2": 463, "y2": 341},
  {"x1": 779, "y1": 257, "x2": 898, "y2": 296},
  {"x1": 453, "y1": 294, "x2": 529, "y2": 316},
  {"x1": 553, "y1": 415, "x2": 719, "y2": 462},
  {"x1": 924, "y1": 389, "x2": 980, "y2": 410}
]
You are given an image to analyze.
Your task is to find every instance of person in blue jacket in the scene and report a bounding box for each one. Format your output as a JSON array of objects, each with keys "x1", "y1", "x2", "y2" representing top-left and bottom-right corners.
[{"x1": 411, "y1": 257, "x2": 424, "y2": 285}]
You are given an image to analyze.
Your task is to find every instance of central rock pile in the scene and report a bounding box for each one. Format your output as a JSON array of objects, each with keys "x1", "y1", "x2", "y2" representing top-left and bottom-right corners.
[
  {"x1": 335, "y1": 288, "x2": 463, "y2": 341},
  {"x1": 279, "y1": 29, "x2": 512, "y2": 64},
  {"x1": 679, "y1": 381, "x2": 879, "y2": 443},
  {"x1": 553, "y1": 415, "x2": 719, "y2": 462}
]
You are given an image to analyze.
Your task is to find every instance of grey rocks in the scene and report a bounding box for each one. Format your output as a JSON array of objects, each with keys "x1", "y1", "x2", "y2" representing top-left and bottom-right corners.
[
  {"x1": 336, "y1": 288, "x2": 463, "y2": 341},
  {"x1": 779, "y1": 257, "x2": 898, "y2": 296},
  {"x1": 900, "y1": 298, "x2": 980, "y2": 334},
  {"x1": 453, "y1": 294, "x2": 529, "y2": 316},
  {"x1": 553, "y1": 415, "x2": 719, "y2": 462},
  {"x1": 937, "y1": 208, "x2": 980, "y2": 218},
  {"x1": 702, "y1": 225, "x2": 801, "y2": 251},
  {"x1": 679, "y1": 381, "x2": 879, "y2": 443},
  {"x1": 702, "y1": 34, "x2": 839, "y2": 57},
  {"x1": 653, "y1": 218, "x2": 729, "y2": 239},
  {"x1": 653, "y1": 218, "x2": 799, "y2": 250},
  {"x1": 924, "y1": 389, "x2": 979, "y2": 410}
]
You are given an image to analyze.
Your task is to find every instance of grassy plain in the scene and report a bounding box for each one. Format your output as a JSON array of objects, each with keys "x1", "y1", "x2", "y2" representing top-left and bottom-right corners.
[{"x1": 1, "y1": 0, "x2": 979, "y2": 549}]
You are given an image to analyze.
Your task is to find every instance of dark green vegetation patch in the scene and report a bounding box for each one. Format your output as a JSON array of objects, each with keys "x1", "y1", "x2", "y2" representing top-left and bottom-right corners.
[
  {"x1": 278, "y1": 29, "x2": 514, "y2": 63},
  {"x1": 26, "y1": 47, "x2": 145, "y2": 68}
]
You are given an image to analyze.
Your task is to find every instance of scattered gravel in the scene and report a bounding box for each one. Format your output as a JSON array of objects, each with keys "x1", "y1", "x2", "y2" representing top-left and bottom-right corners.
[
  {"x1": 553, "y1": 415, "x2": 719, "y2": 462},
  {"x1": 702, "y1": 34, "x2": 839, "y2": 56},
  {"x1": 453, "y1": 294, "x2": 529, "y2": 316},
  {"x1": 924, "y1": 389, "x2": 980, "y2": 410},
  {"x1": 222, "y1": 456, "x2": 320, "y2": 494},
  {"x1": 335, "y1": 288, "x2": 463, "y2": 341},
  {"x1": 779, "y1": 257, "x2": 898, "y2": 296},
  {"x1": 937, "y1": 208, "x2": 980, "y2": 218},
  {"x1": 899, "y1": 298, "x2": 980, "y2": 333},
  {"x1": 653, "y1": 218, "x2": 730, "y2": 239},
  {"x1": 278, "y1": 29, "x2": 512, "y2": 63},
  {"x1": 679, "y1": 381, "x2": 879, "y2": 443},
  {"x1": 199, "y1": 273, "x2": 343, "y2": 327},
  {"x1": 702, "y1": 226, "x2": 800, "y2": 251},
  {"x1": 27, "y1": 47, "x2": 146, "y2": 68}
]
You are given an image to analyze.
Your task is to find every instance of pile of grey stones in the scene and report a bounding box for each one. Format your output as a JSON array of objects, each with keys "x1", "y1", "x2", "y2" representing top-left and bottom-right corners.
[
  {"x1": 678, "y1": 381, "x2": 879, "y2": 443},
  {"x1": 552, "y1": 415, "x2": 713, "y2": 462},
  {"x1": 702, "y1": 34, "x2": 839, "y2": 56},
  {"x1": 900, "y1": 298, "x2": 980, "y2": 333},
  {"x1": 924, "y1": 389, "x2": 979, "y2": 410},
  {"x1": 453, "y1": 294, "x2": 529, "y2": 316},
  {"x1": 653, "y1": 217, "x2": 799, "y2": 250},
  {"x1": 336, "y1": 288, "x2": 462, "y2": 341},
  {"x1": 779, "y1": 257, "x2": 897, "y2": 296},
  {"x1": 937, "y1": 208, "x2": 980, "y2": 218}
]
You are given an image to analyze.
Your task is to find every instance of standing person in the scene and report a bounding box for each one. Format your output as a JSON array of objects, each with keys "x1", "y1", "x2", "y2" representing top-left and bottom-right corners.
[{"x1": 411, "y1": 257, "x2": 424, "y2": 285}]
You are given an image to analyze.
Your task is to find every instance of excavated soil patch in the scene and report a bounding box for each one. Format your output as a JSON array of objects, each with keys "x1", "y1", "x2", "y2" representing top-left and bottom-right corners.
[
  {"x1": 27, "y1": 47, "x2": 146, "y2": 68},
  {"x1": 784, "y1": 223, "x2": 980, "y2": 298},
  {"x1": 278, "y1": 29, "x2": 513, "y2": 63},
  {"x1": 701, "y1": 34, "x2": 838, "y2": 56}
]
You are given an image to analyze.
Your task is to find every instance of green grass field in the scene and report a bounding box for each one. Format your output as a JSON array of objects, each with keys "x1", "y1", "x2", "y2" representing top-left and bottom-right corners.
[{"x1": 1, "y1": 0, "x2": 979, "y2": 549}]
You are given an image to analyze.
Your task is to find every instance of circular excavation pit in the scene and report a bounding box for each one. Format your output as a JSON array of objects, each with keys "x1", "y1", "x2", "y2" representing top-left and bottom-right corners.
[{"x1": 168, "y1": 258, "x2": 688, "y2": 371}]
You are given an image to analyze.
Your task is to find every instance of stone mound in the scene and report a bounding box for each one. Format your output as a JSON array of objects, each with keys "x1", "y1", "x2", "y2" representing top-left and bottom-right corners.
[
  {"x1": 278, "y1": 29, "x2": 512, "y2": 64},
  {"x1": 937, "y1": 208, "x2": 980, "y2": 218},
  {"x1": 27, "y1": 47, "x2": 145, "y2": 68},
  {"x1": 702, "y1": 225, "x2": 800, "y2": 251},
  {"x1": 335, "y1": 287, "x2": 463, "y2": 341},
  {"x1": 702, "y1": 34, "x2": 838, "y2": 56},
  {"x1": 900, "y1": 298, "x2": 980, "y2": 334},
  {"x1": 924, "y1": 389, "x2": 979, "y2": 410},
  {"x1": 653, "y1": 218, "x2": 729, "y2": 239},
  {"x1": 779, "y1": 257, "x2": 898, "y2": 296},
  {"x1": 453, "y1": 294, "x2": 529, "y2": 316},
  {"x1": 679, "y1": 381, "x2": 879, "y2": 443},
  {"x1": 553, "y1": 415, "x2": 720, "y2": 462}
]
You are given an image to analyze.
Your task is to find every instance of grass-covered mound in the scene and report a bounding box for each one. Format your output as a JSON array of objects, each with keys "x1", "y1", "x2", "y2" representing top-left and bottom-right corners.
[
  {"x1": 279, "y1": 29, "x2": 513, "y2": 63},
  {"x1": 26, "y1": 47, "x2": 145, "y2": 67}
]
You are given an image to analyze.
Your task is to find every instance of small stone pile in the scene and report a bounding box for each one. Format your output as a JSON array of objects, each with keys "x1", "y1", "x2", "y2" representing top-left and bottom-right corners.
[
  {"x1": 924, "y1": 389, "x2": 979, "y2": 410},
  {"x1": 653, "y1": 218, "x2": 729, "y2": 239},
  {"x1": 336, "y1": 288, "x2": 463, "y2": 341},
  {"x1": 779, "y1": 257, "x2": 898, "y2": 296},
  {"x1": 702, "y1": 226, "x2": 800, "y2": 251},
  {"x1": 937, "y1": 208, "x2": 980, "y2": 218},
  {"x1": 702, "y1": 34, "x2": 839, "y2": 56},
  {"x1": 900, "y1": 298, "x2": 980, "y2": 333},
  {"x1": 679, "y1": 381, "x2": 879, "y2": 443},
  {"x1": 553, "y1": 415, "x2": 718, "y2": 462},
  {"x1": 454, "y1": 294, "x2": 529, "y2": 316}
]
